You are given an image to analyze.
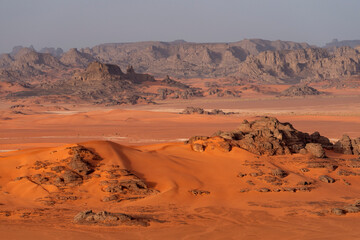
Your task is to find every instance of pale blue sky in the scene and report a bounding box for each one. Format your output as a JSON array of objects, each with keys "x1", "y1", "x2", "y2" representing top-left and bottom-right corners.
[{"x1": 0, "y1": 0, "x2": 359, "y2": 53}]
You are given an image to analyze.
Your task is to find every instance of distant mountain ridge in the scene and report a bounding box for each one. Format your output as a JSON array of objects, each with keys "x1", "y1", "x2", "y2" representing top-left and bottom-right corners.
[
  {"x1": 325, "y1": 39, "x2": 360, "y2": 49},
  {"x1": 0, "y1": 39, "x2": 360, "y2": 84}
]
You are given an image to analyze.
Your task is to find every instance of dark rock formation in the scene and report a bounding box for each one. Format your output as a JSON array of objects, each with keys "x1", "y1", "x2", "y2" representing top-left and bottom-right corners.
[{"x1": 280, "y1": 85, "x2": 322, "y2": 97}]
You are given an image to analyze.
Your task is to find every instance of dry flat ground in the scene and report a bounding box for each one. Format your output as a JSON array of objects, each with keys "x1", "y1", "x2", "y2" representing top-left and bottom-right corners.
[{"x1": 0, "y1": 92, "x2": 360, "y2": 239}]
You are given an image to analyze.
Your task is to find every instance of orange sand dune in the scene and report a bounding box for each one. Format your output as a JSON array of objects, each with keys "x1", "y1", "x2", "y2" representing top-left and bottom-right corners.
[{"x1": 1, "y1": 140, "x2": 360, "y2": 239}]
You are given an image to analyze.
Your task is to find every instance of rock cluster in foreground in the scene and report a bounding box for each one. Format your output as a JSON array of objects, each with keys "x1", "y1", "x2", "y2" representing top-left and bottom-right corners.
[{"x1": 187, "y1": 116, "x2": 359, "y2": 156}]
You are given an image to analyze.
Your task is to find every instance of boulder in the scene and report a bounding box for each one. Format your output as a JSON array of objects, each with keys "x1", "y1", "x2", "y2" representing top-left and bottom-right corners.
[
  {"x1": 305, "y1": 143, "x2": 326, "y2": 158},
  {"x1": 192, "y1": 143, "x2": 205, "y2": 152},
  {"x1": 331, "y1": 208, "x2": 346, "y2": 216},
  {"x1": 319, "y1": 175, "x2": 335, "y2": 183},
  {"x1": 334, "y1": 135, "x2": 354, "y2": 154}
]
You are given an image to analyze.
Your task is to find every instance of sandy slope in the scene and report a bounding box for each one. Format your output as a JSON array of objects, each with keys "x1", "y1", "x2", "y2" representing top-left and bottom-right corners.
[{"x1": 1, "y1": 140, "x2": 360, "y2": 239}]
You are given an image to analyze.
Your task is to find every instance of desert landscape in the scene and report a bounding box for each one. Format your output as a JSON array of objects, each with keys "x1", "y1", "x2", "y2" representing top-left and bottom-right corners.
[{"x1": 1, "y1": 1, "x2": 360, "y2": 239}]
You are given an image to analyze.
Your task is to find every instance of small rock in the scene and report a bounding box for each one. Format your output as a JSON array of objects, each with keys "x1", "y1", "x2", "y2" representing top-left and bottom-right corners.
[
  {"x1": 271, "y1": 168, "x2": 287, "y2": 178},
  {"x1": 258, "y1": 188, "x2": 271, "y2": 192},
  {"x1": 102, "y1": 195, "x2": 119, "y2": 202},
  {"x1": 192, "y1": 143, "x2": 205, "y2": 152},
  {"x1": 283, "y1": 187, "x2": 296, "y2": 192},
  {"x1": 353, "y1": 200, "x2": 360, "y2": 207},
  {"x1": 249, "y1": 172, "x2": 263, "y2": 177},
  {"x1": 237, "y1": 173, "x2": 247, "y2": 178},
  {"x1": 319, "y1": 175, "x2": 335, "y2": 183},
  {"x1": 189, "y1": 189, "x2": 210, "y2": 196},
  {"x1": 331, "y1": 208, "x2": 346, "y2": 216},
  {"x1": 344, "y1": 206, "x2": 360, "y2": 213},
  {"x1": 297, "y1": 181, "x2": 312, "y2": 186}
]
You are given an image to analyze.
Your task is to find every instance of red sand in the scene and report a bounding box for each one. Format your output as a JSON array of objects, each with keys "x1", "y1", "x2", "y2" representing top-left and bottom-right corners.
[{"x1": 0, "y1": 92, "x2": 360, "y2": 239}]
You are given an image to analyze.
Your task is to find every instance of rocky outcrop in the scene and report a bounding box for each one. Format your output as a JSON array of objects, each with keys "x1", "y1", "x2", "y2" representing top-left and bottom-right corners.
[
  {"x1": 60, "y1": 48, "x2": 95, "y2": 67},
  {"x1": 161, "y1": 75, "x2": 189, "y2": 89},
  {"x1": 334, "y1": 135, "x2": 360, "y2": 155},
  {"x1": 180, "y1": 107, "x2": 236, "y2": 115},
  {"x1": 14, "y1": 144, "x2": 158, "y2": 205},
  {"x1": 280, "y1": 85, "x2": 322, "y2": 97},
  {"x1": 74, "y1": 61, "x2": 125, "y2": 81},
  {"x1": 188, "y1": 117, "x2": 332, "y2": 156},
  {"x1": 2, "y1": 41, "x2": 360, "y2": 85},
  {"x1": 236, "y1": 47, "x2": 360, "y2": 84},
  {"x1": 0, "y1": 48, "x2": 66, "y2": 82},
  {"x1": 73, "y1": 210, "x2": 149, "y2": 226},
  {"x1": 157, "y1": 88, "x2": 203, "y2": 100},
  {"x1": 80, "y1": 39, "x2": 311, "y2": 79}
]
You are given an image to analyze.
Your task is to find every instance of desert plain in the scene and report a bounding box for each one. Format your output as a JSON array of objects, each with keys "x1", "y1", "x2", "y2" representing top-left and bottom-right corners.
[{"x1": 1, "y1": 83, "x2": 360, "y2": 239}]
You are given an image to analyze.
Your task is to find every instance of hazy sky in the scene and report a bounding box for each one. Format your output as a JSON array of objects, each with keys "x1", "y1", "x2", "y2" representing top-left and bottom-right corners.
[{"x1": 1, "y1": 0, "x2": 360, "y2": 53}]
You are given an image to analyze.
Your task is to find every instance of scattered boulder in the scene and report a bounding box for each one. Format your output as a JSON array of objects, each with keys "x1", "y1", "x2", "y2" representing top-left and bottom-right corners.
[
  {"x1": 305, "y1": 143, "x2": 326, "y2": 158},
  {"x1": 344, "y1": 206, "x2": 360, "y2": 213},
  {"x1": 331, "y1": 208, "x2": 346, "y2": 216},
  {"x1": 192, "y1": 143, "x2": 205, "y2": 152},
  {"x1": 257, "y1": 188, "x2": 271, "y2": 192},
  {"x1": 271, "y1": 168, "x2": 288, "y2": 178},
  {"x1": 189, "y1": 189, "x2": 210, "y2": 196},
  {"x1": 68, "y1": 153, "x2": 92, "y2": 175},
  {"x1": 319, "y1": 175, "x2": 335, "y2": 183},
  {"x1": 73, "y1": 210, "x2": 149, "y2": 226},
  {"x1": 62, "y1": 171, "x2": 83, "y2": 186}
]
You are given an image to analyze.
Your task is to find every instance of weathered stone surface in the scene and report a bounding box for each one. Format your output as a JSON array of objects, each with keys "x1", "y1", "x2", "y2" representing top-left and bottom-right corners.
[
  {"x1": 331, "y1": 208, "x2": 346, "y2": 216},
  {"x1": 334, "y1": 135, "x2": 360, "y2": 155},
  {"x1": 192, "y1": 143, "x2": 205, "y2": 152},
  {"x1": 280, "y1": 85, "x2": 322, "y2": 97},
  {"x1": 189, "y1": 116, "x2": 333, "y2": 156},
  {"x1": 62, "y1": 171, "x2": 83, "y2": 185},
  {"x1": 319, "y1": 175, "x2": 335, "y2": 183},
  {"x1": 305, "y1": 143, "x2": 326, "y2": 158},
  {"x1": 344, "y1": 206, "x2": 360, "y2": 213},
  {"x1": 271, "y1": 168, "x2": 288, "y2": 178},
  {"x1": 73, "y1": 210, "x2": 149, "y2": 226},
  {"x1": 189, "y1": 189, "x2": 210, "y2": 196}
]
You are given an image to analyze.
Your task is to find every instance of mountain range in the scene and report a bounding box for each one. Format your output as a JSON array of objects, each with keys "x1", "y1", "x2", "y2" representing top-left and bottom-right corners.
[{"x1": 1, "y1": 39, "x2": 360, "y2": 84}]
